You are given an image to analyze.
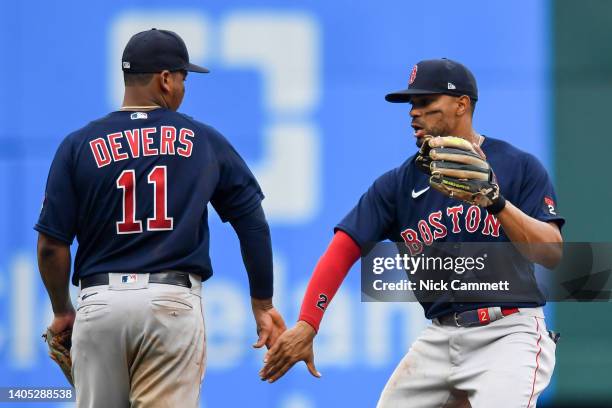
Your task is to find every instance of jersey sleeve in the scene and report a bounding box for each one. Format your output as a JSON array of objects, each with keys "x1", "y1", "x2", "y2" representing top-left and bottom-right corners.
[
  {"x1": 298, "y1": 230, "x2": 361, "y2": 332},
  {"x1": 34, "y1": 136, "x2": 78, "y2": 244},
  {"x1": 515, "y1": 154, "x2": 565, "y2": 229},
  {"x1": 210, "y1": 132, "x2": 264, "y2": 223},
  {"x1": 335, "y1": 169, "x2": 399, "y2": 246}
]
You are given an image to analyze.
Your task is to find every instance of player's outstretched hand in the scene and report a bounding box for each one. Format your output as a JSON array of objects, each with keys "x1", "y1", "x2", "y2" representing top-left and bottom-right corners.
[
  {"x1": 259, "y1": 321, "x2": 321, "y2": 383},
  {"x1": 251, "y1": 298, "x2": 287, "y2": 350}
]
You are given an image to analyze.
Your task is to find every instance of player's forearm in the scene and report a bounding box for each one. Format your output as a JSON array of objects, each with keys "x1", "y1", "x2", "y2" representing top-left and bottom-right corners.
[
  {"x1": 298, "y1": 231, "x2": 361, "y2": 332},
  {"x1": 251, "y1": 297, "x2": 273, "y2": 310},
  {"x1": 495, "y1": 201, "x2": 563, "y2": 268},
  {"x1": 230, "y1": 205, "x2": 274, "y2": 299},
  {"x1": 37, "y1": 233, "x2": 74, "y2": 315}
]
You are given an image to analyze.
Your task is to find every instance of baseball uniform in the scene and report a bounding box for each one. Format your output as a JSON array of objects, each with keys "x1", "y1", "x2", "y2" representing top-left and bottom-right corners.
[
  {"x1": 35, "y1": 29, "x2": 275, "y2": 408},
  {"x1": 337, "y1": 136, "x2": 562, "y2": 407},
  {"x1": 294, "y1": 59, "x2": 564, "y2": 407}
]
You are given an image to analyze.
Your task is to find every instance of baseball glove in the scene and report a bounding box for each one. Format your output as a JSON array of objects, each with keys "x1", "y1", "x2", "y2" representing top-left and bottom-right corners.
[
  {"x1": 42, "y1": 328, "x2": 74, "y2": 387},
  {"x1": 417, "y1": 136, "x2": 501, "y2": 207}
]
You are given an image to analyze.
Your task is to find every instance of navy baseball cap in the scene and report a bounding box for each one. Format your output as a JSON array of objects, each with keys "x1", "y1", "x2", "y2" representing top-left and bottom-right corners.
[
  {"x1": 385, "y1": 58, "x2": 477, "y2": 103},
  {"x1": 122, "y1": 28, "x2": 209, "y2": 74}
]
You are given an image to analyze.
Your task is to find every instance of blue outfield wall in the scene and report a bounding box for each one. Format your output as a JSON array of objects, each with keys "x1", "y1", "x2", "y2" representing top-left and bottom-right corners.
[{"x1": 0, "y1": 1, "x2": 552, "y2": 407}]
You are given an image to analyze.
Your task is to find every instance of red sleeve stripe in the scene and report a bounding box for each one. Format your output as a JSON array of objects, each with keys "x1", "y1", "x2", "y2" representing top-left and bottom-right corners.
[{"x1": 298, "y1": 230, "x2": 361, "y2": 332}]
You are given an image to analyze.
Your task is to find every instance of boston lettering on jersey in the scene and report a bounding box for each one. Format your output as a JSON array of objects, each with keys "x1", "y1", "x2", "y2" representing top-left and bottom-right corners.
[
  {"x1": 89, "y1": 126, "x2": 195, "y2": 167},
  {"x1": 400, "y1": 205, "x2": 501, "y2": 256}
]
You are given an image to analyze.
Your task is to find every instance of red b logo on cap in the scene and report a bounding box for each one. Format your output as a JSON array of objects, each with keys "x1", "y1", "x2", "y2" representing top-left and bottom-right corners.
[{"x1": 409, "y1": 64, "x2": 418, "y2": 85}]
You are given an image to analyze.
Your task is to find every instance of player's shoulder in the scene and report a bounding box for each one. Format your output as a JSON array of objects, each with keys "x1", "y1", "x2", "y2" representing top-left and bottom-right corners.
[
  {"x1": 371, "y1": 154, "x2": 418, "y2": 188},
  {"x1": 54, "y1": 112, "x2": 120, "y2": 152},
  {"x1": 391, "y1": 153, "x2": 419, "y2": 178},
  {"x1": 173, "y1": 112, "x2": 227, "y2": 141},
  {"x1": 65, "y1": 111, "x2": 120, "y2": 142},
  {"x1": 171, "y1": 111, "x2": 214, "y2": 132},
  {"x1": 484, "y1": 136, "x2": 524, "y2": 157},
  {"x1": 57, "y1": 118, "x2": 104, "y2": 151},
  {"x1": 484, "y1": 136, "x2": 545, "y2": 168}
]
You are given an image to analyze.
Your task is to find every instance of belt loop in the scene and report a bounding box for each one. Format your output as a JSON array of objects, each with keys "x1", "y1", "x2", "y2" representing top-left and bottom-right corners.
[
  {"x1": 188, "y1": 273, "x2": 202, "y2": 297},
  {"x1": 488, "y1": 307, "x2": 504, "y2": 321}
]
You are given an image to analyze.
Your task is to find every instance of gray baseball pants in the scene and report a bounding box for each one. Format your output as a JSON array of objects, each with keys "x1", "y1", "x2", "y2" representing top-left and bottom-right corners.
[
  {"x1": 377, "y1": 307, "x2": 556, "y2": 408},
  {"x1": 71, "y1": 273, "x2": 205, "y2": 408}
]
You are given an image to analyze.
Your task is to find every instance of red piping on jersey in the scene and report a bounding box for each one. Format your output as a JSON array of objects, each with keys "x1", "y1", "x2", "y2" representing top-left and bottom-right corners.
[
  {"x1": 527, "y1": 317, "x2": 542, "y2": 408},
  {"x1": 298, "y1": 231, "x2": 361, "y2": 332}
]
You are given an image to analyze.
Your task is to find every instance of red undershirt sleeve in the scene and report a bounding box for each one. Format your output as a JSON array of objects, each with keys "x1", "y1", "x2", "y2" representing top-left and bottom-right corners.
[{"x1": 298, "y1": 230, "x2": 361, "y2": 332}]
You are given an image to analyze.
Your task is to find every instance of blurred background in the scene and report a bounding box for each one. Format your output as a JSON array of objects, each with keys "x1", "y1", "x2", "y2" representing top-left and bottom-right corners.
[{"x1": 0, "y1": 0, "x2": 610, "y2": 407}]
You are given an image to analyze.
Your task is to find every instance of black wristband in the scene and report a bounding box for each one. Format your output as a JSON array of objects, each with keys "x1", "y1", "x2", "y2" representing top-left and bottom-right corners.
[{"x1": 486, "y1": 194, "x2": 506, "y2": 215}]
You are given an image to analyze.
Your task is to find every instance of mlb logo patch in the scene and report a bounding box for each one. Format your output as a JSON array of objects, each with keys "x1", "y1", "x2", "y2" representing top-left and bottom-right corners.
[
  {"x1": 121, "y1": 274, "x2": 138, "y2": 284},
  {"x1": 130, "y1": 112, "x2": 148, "y2": 120}
]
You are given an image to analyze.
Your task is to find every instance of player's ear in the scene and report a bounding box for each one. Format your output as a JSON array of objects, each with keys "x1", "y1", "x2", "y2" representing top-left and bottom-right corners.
[
  {"x1": 158, "y1": 70, "x2": 172, "y2": 93},
  {"x1": 455, "y1": 95, "x2": 470, "y2": 117}
]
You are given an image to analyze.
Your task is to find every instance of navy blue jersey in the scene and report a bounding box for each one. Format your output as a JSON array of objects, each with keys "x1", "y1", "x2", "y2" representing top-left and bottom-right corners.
[
  {"x1": 35, "y1": 108, "x2": 263, "y2": 285},
  {"x1": 337, "y1": 136, "x2": 565, "y2": 318}
]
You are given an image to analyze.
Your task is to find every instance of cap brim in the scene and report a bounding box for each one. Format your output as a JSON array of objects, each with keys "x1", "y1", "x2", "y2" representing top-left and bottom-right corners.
[
  {"x1": 186, "y1": 63, "x2": 210, "y2": 73},
  {"x1": 385, "y1": 88, "x2": 441, "y2": 103}
]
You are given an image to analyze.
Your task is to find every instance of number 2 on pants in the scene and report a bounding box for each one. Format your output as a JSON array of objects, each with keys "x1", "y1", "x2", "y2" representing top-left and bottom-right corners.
[{"x1": 116, "y1": 165, "x2": 174, "y2": 234}]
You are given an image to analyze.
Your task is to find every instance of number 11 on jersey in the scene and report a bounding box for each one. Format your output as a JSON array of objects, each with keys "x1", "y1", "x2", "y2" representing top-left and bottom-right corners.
[{"x1": 116, "y1": 165, "x2": 174, "y2": 234}]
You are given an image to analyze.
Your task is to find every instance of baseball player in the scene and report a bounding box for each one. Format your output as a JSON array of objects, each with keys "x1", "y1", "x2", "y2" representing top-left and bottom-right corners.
[
  {"x1": 35, "y1": 28, "x2": 286, "y2": 407},
  {"x1": 259, "y1": 58, "x2": 564, "y2": 407}
]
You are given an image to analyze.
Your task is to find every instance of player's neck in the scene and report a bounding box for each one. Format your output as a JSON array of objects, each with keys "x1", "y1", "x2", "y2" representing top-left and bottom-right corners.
[
  {"x1": 451, "y1": 123, "x2": 480, "y2": 145},
  {"x1": 122, "y1": 89, "x2": 167, "y2": 110},
  {"x1": 467, "y1": 130, "x2": 483, "y2": 146}
]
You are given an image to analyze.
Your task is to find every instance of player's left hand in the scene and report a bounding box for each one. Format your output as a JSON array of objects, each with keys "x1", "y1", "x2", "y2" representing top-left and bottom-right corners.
[
  {"x1": 49, "y1": 308, "x2": 76, "y2": 334},
  {"x1": 417, "y1": 136, "x2": 502, "y2": 208},
  {"x1": 251, "y1": 298, "x2": 287, "y2": 349},
  {"x1": 259, "y1": 320, "x2": 321, "y2": 383},
  {"x1": 43, "y1": 309, "x2": 76, "y2": 387}
]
